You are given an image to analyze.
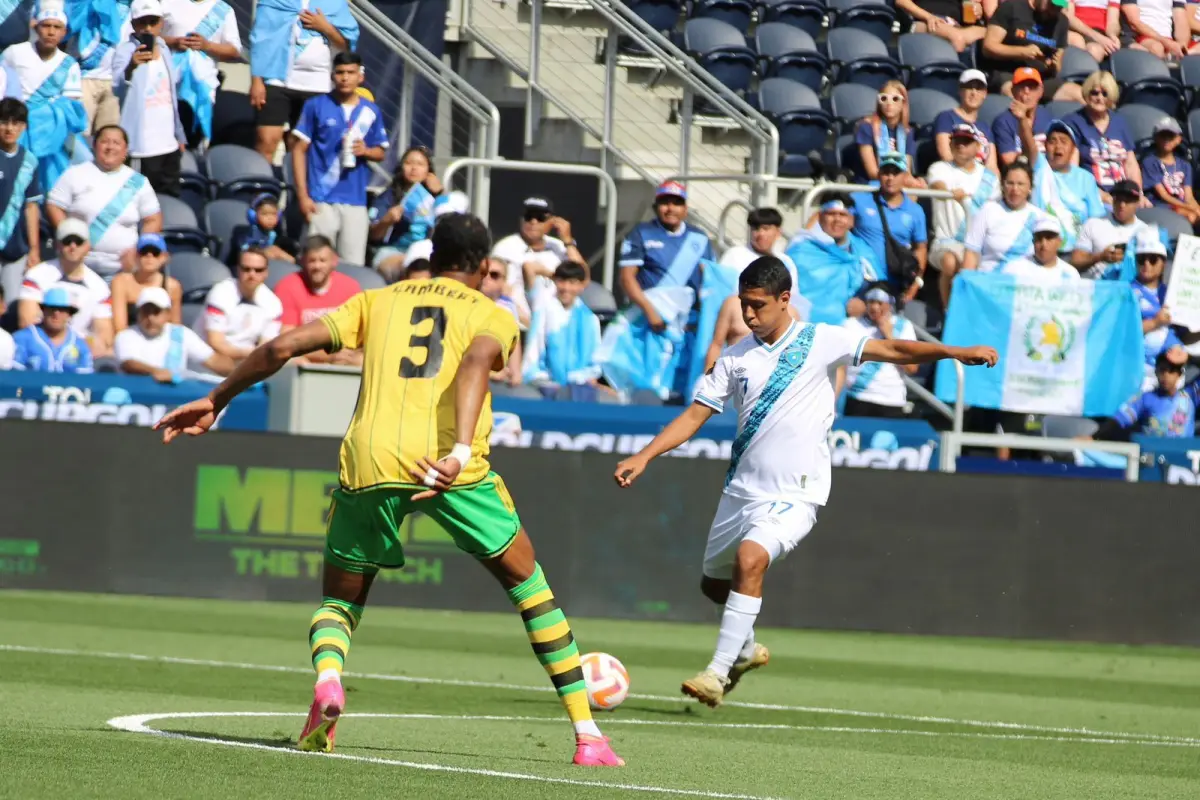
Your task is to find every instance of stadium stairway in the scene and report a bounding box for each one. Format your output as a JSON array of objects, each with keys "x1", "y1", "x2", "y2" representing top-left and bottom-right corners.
[{"x1": 452, "y1": 0, "x2": 762, "y2": 234}]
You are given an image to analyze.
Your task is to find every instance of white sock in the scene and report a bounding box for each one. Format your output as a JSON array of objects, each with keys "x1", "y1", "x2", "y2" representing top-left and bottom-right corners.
[
  {"x1": 707, "y1": 592, "x2": 762, "y2": 677},
  {"x1": 317, "y1": 668, "x2": 341, "y2": 684},
  {"x1": 574, "y1": 719, "x2": 603, "y2": 738},
  {"x1": 738, "y1": 629, "x2": 757, "y2": 661}
]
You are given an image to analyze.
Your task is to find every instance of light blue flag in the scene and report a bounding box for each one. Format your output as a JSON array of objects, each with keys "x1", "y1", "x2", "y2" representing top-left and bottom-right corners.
[
  {"x1": 522, "y1": 296, "x2": 602, "y2": 385},
  {"x1": 250, "y1": 0, "x2": 359, "y2": 82},
  {"x1": 596, "y1": 285, "x2": 693, "y2": 399},
  {"x1": 935, "y1": 272, "x2": 1143, "y2": 417}
]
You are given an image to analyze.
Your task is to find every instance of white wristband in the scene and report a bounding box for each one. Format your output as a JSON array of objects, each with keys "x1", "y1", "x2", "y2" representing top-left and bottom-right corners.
[{"x1": 449, "y1": 443, "x2": 472, "y2": 466}]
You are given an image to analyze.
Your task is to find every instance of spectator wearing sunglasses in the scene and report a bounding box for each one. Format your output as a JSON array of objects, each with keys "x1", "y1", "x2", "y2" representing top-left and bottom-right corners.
[
  {"x1": 1063, "y1": 72, "x2": 1142, "y2": 204},
  {"x1": 479, "y1": 256, "x2": 523, "y2": 386},
  {"x1": 856, "y1": 81, "x2": 920, "y2": 185},
  {"x1": 491, "y1": 195, "x2": 584, "y2": 321},
  {"x1": 109, "y1": 233, "x2": 182, "y2": 332},
  {"x1": 16, "y1": 219, "x2": 114, "y2": 357},
  {"x1": 193, "y1": 246, "x2": 282, "y2": 374}
]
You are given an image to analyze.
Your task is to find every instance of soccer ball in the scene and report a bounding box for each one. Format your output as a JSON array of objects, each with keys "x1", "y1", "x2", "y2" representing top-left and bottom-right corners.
[{"x1": 580, "y1": 651, "x2": 630, "y2": 711}]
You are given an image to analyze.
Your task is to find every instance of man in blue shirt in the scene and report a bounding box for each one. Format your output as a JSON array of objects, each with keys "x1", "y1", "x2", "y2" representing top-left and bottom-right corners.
[
  {"x1": 852, "y1": 153, "x2": 927, "y2": 300},
  {"x1": 618, "y1": 180, "x2": 715, "y2": 394},
  {"x1": 292, "y1": 50, "x2": 388, "y2": 268},
  {"x1": 11, "y1": 286, "x2": 93, "y2": 372},
  {"x1": 0, "y1": 98, "x2": 40, "y2": 273}
]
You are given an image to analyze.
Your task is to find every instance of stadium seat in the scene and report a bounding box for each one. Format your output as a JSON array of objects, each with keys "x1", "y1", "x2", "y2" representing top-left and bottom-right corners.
[
  {"x1": 897, "y1": 33, "x2": 963, "y2": 97},
  {"x1": 756, "y1": 22, "x2": 827, "y2": 91},
  {"x1": 1137, "y1": 206, "x2": 1193, "y2": 246},
  {"x1": 907, "y1": 87, "x2": 958, "y2": 134},
  {"x1": 627, "y1": 0, "x2": 682, "y2": 33},
  {"x1": 977, "y1": 93, "x2": 1012, "y2": 129},
  {"x1": 1108, "y1": 49, "x2": 1185, "y2": 116},
  {"x1": 833, "y1": 132, "x2": 863, "y2": 177},
  {"x1": 914, "y1": 136, "x2": 940, "y2": 177},
  {"x1": 180, "y1": 302, "x2": 205, "y2": 331},
  {"x1": 266, "y1": 259, "x2": 300, "y2": 290},
  {"x1": 338, "y1": 263, "x2": 388, "y2": 290},
  {"x1": 683, "y1": 19, "x2": 758, "y2": 110},
  {"x1": 691, "y1": 0, "x2": 755, "y2": 31},
  {"x1": 1181, "y1": 56, "x2": 1200, "y2": 109},
  {"x1": 171, "y1": 252, "x2": 232, "y2": 303},
  {"x1": 158, "y1": 195, "x2": 212, "y2": 254},
  {"x1": 210, "y1": 89, "x2": 257, "y2": 150},
  {"x1": 1042, "y1": 100, "x2": 1082, "y2": 121},
  {"x1": 1060, "y1": 46, "x2": 1100, "y2": 85},
  {"x1": 827, "y1": 0, "x2": 894, "y2": 43},
  {"x1": 581, "y1": 281, "x2": 618, "y2": 322},
  {"x1": 1042, "y1": 415, "x2": 1099, "y2": 439},
  {"x1": 203, "y1": 198, "x2": 251, "y2": 264},
  {"x1": 1119, "y1": 103, "x2": 1175, "y2": 152},
  {"x1": 825, "y1": 28, "x2": 902, "y2": 90},
  {"x1": 204, "y1": 144, "x2": 284, "y2": 202},
  {"x1": 758, "y1": 78, "x2": 832, "y2": 162},
  {"x1": 757, "y1": 0, "x2": 825, "y2": 39},
  {"x1": 829, "y1": 82, "x2": 878, "y2": 133},
  {"x1": 179, "y1": 150, "x2": 210, "y2": 214}
]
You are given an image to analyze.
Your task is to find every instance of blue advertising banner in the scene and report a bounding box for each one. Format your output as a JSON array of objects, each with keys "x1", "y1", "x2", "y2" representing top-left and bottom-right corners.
[
  {"x1": 0, "y1": 370, "x2": 268, "y2": 431},
  {"x1": 1134, "y1": 435, "x2": 1200, "y2": 485},
  {"x1": 491, "y1": 397, "x2": 940, "y2": 471}
]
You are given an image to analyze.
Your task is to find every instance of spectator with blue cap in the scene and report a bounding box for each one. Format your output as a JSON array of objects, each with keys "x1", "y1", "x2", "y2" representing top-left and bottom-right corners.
[
  {"x1": 851, "y1": 153, "x2": 928, "y2": 301},
  {"x1": 785, "y1": 193, "x2": 881, "y2": 325},
  {"x1": 225, "y1": 193, "x2": 297, "y2": 268},
  {"x1": 11, "y1": 286, "x2": 94, "y2": 373},
  {"x1": 114, "y1": 284, "x2": 231, "y2": 382},
  {"x1": 1021, "y1": 112, "x2": 1105, "y2": 254},
  {"x1": 840, "y1": 281, "x2": 917, "y2": 418},
  {"x1": 110, "y1": 232, "x2": 182, "y2": 332}
]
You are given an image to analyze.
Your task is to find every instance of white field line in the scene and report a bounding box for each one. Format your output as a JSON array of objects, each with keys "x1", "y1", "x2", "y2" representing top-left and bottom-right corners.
[
  {"x1": 8, "y1": 643, "x2": 1195, "y2": 745},
  {"x1": 106, "y1": 711, "x2": 785, "y2": 800}
]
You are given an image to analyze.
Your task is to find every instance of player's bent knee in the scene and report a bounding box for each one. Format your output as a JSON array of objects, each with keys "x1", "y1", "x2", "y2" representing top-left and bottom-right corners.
[{"x1": 733, "y1": 539, "x2": 773, "y2": 577}]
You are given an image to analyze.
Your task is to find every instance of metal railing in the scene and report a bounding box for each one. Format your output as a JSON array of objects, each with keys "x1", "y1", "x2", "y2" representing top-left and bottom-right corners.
[
  {"x1": 352, "y1": 0, "x2": 501, "y2": 219},
  {"x1": 939, "y1": 434, "x2": 1142, "y2": 482},
  {"x1": 442, "y1": 158, "x2": 618, "y2": 292}
]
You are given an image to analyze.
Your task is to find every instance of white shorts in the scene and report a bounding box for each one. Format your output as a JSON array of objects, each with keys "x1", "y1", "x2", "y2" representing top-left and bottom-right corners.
[{"x1": 702, "y1": 494, "x2": 818, "y2": 580}]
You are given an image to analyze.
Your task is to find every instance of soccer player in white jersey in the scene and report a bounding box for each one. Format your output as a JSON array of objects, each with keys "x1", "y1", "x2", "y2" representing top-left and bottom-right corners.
[{"x1": 614, "y1": 256, "x2": 997, "y2": 707}]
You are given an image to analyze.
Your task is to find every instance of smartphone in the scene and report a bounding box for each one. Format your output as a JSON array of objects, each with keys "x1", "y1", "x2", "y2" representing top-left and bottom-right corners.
[{"x1": 135, "y1": 32, "x2": 155, "y2": 50}]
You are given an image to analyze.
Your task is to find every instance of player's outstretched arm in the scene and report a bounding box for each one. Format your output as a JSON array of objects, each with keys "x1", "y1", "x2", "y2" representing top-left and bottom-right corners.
[
  {"x1": 861, "y1": 338, "x2": 998, "y2": 367},
  {"x1": 153, "y1": 319, "x2": 335, "y2": 443},
  {"x1": 614, "y1": 402, "x2": 715, "y2": 488},
  {"x1": 410, "y1": 335, "x2": 502, "y2": 500}
]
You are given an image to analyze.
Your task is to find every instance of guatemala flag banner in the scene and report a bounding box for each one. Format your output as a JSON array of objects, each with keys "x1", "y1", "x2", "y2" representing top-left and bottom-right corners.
[{"x1": 935, "y1": 272, "x2": 1142, "y2": 416}]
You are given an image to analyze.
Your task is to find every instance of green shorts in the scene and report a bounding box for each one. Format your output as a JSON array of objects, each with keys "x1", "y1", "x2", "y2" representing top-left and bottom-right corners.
[{"x1": 324, "y1": 471, "x2": 521, "y2": 573}]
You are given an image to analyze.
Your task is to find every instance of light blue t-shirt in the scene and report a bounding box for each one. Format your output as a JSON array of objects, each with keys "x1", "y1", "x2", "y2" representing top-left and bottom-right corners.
[
  {"x1": 1031, "y1": 154, "x2": 1105, "y2": 253},
  {"x1": 851, "y1": 188, "x2": 927, "y2": 281}
]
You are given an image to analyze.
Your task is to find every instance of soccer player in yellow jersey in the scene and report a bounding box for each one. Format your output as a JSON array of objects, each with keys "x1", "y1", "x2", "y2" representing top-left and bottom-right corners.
[{"x1": 154, "y1": 214, "x2": 624, "y2": 767}]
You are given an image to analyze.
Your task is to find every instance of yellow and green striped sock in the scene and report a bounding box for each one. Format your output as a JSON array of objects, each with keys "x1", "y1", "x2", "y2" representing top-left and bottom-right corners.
[
  {"x1": 507, "y1": 563, "x2": 598, "y2": 736},
  {"x1": 309, "y1": 597, "x2": 363, "y2": 681}
]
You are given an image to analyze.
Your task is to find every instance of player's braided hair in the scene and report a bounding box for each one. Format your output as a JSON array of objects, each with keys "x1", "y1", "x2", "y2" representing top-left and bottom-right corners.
[{"x1": 430, "y1": 213, "x2": 492, "y2": 275}]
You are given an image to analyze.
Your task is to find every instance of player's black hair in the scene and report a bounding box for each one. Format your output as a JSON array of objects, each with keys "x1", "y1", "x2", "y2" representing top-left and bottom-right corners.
[
  {"x1": 746, "y1": 207, "x2": 783, "y2": 228},
  {"x1": 739, "y1": 256, "x2": 793, "y2": 297},
  {"x1": 554, "y1": 261, "x2": 587, "y2": 282},
  {"x1": 333, "y1": 51, "x2": 363, "y2": 68},
  {"x1": 405, "y1": 259, "x2": 432, "y2": 278},
  {"x1": 0, "y1": 98, "x2": 27, "y2": 124},
  {"x1": 430, "y1": 213, "x2": 492, "y2": 275},
  {"x1": 302, "y1": 234, "x2": 336, "y2": 255}
]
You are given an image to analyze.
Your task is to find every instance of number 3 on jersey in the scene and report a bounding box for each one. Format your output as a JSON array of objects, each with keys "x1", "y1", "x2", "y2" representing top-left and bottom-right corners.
[{"x1": 399, "y1": 306, "x2": 447, "y2": 378}]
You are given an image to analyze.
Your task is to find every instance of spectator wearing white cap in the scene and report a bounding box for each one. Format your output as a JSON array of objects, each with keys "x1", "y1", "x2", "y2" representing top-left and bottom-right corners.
[
  {"x1": 840, "y1": 282, "x2": 917, "y2": 418},
  {"x1": 1001, "y1": 217, "x2": 1081, "y2": 280},
  {"x1": 11, "y1": 286, "x2": 93, "y2": 372},
  {"x1": 1142, "y1": 117, "x2": 1200, "y2": 228},
  {"x1": 1022, "y1": 116, "x2": 1105, "y2": 254},
  {"x1": 115, "y1": 285, "x2": 232, "y2": 382},
  {"x1": 927, "y1": 123, "x2": 999, "y2": 306},
  {"x1": 1072, "y1": 180, "x2": 1160, "y2": 279},
  {"x1": 17, "y1": 218, "x2": 114, "y2": 356},
  {"x1": 193, "y1": 246, "x2": 281, "y2": 372},
  {"x1": 493, "y1": 195, "x2": 586, "y2": 321},
  {"x1": 45, "y1": 125, "x2": 164, "y2": 279},
  {"x1": 0, "y1": 98, "x2": 41, "y2": 274},
  {"x1": 719, "y1": 207, "x2": 798, "y2": 286},
  {"x1": 1, "y1": 0, "x2": 85, "y2": 192},
  {"x1": 932, "y1": 70, "x2": 999, "y2": 174}
]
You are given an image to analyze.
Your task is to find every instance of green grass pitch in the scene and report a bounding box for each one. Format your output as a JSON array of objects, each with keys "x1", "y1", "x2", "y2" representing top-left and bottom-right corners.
[{"x1": 3, "y1": 590, "x2": 1200, "y2": 799}]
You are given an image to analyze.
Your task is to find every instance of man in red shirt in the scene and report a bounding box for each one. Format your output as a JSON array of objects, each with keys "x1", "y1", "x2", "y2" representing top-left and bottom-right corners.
[{"x1": 275, "y1": 234, "x2": 363, "y2": 365}]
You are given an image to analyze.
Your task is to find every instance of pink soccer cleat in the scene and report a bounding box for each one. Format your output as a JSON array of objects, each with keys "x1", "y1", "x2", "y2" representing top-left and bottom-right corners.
[
  {"x1": 573, "y1": 734, "x2": 625, "y2": 766},
  {"x1": 297, "y1": 678, "x2": 345, "y2": 753}
]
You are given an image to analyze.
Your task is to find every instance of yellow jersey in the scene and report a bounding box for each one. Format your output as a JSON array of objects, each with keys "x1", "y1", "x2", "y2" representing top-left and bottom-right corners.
[{"x1": 320, "y1": 277, "x2": 520, "y2": 491}]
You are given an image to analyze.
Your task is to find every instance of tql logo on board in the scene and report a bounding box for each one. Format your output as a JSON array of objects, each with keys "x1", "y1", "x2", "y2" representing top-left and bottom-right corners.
[{"x1": 192, "y1": 466, "x2": 458, "y2": 584}]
